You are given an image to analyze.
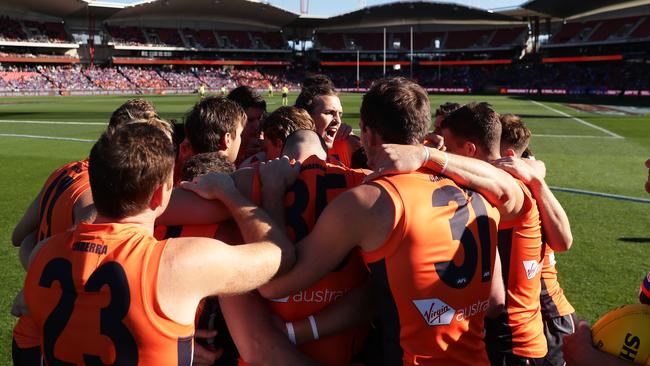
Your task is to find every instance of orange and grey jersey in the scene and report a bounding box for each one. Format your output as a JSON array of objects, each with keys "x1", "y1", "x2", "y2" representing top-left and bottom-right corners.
[
  {"x1": 492, "y1": 180, "x2": 547, "y2": 358},
  {"x1": 540, "y1": 245, "x2": 575, "y2": 319},
  {"x1": 362, "y1": 170, "x2": 500, "y2": 366},
  {"x1": 14, "y1": 159, "x2": 90, "y2": 350},
  {"x1": 327, "y1": 139, "x2": 354, "y2": 167},
  {"x1": 24, "y1": 223, "x2": 195, "y2": 365},
  {"x1": 37, "y1": 159, "x2": 90, "y2": 242},
  {"x1": 249, "y1": 155, "x2": 369, "y2": 366}
]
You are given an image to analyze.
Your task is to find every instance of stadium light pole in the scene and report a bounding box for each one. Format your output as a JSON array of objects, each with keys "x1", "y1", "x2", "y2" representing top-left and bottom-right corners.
[
  {"x1": 434, "y1": 39, "x2": 441, "y2": 82},
  {"x1": 383, "y1": 27, "x2": 386, "y2": 76},
  {"x1": 410, "y1": 26, "x2": 413, "y2": 79},
  {"x1": 356, "y1": 49, "x2": 360, "y2": 91}
]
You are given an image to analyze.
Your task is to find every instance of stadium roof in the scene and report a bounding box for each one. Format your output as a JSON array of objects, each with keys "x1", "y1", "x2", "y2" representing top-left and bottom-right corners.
[
  {"x1": 105, "y1": 0, "x2": 298, "y2": 28},
  {"x1": 516, "y1": 0, "x2": 650, "y2": 19},
  {"x1": 301, "y1": 1, "x2": 524, "y2": 31},
  {"x1": 0, "y1": 0, "x2": 92, "y2": 19}
]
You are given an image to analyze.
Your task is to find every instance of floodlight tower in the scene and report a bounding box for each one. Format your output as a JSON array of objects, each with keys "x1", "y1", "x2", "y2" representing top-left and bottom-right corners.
[{"x1": 300, "y1": 0, "x2": 309, "y2": 14}]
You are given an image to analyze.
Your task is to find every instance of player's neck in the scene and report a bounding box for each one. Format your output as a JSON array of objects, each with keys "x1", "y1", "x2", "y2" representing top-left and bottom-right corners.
[
  {"x1": 485, "y1": 153, "x2": 501, "y2": 161},
  {"x1": 93, "y1": 211, "x2": 156, "y2": 236}
]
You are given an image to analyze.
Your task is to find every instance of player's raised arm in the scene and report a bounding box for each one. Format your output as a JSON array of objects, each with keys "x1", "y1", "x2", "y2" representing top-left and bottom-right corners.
[
  {"x1": 493, "y1": 156, "x2": 573, "y2": 252},
  {"x1": 366, "y1": 143, "x2": 524, "y2": 220},
  {"x1": 181, "y1": 171, "x2": 296, "y2": 274},
  {"x1": 159, "y1": 172, "x2": 296, "y2": 324},
  {"x1": 156, "y1": 187, "x2": 231, "y2": 225}
]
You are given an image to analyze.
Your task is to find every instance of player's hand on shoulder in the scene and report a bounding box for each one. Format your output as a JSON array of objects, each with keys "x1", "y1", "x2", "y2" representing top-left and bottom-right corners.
[
  {"x1": 365, "y1": 144, "x2": 425, "y2": 182},
  {"x1": 423, "y1": 132, "x2": 446, "y2": 151},
  {"x1": 259, "y1": 155, "x2": 301, "y2": 192},
  {"x1": 180, "y1": 172, "x2": 238, "y2": 201},
  {"x1": 524, "y1": 158, "x2": 546, "y2": 179},
  {"x1": 492, "y1": 156, "x2": 542, "y2": 185}
]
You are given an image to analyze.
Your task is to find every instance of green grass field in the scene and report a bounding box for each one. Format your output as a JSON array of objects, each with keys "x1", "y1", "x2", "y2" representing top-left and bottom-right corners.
[{"x1": 1, "y1": 93, "x2": 649, "y2": 363}]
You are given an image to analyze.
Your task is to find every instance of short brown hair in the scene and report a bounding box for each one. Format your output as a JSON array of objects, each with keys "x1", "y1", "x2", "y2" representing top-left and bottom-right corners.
[
  {"x1": 228, "y1": 86, "x2": 267, "y2": 111},
  {"x1": 108, "y1": 99, "x2": 158, "y2": 131},
  {"x1": 294, "y1": 85, "x2": 337, "y2": 114},
  {"x1": 360, "y1": 77, "x2": 431, "y2": 145},
  {"x1": 500, "y1": 114, "x2": 531, "y2": 156},
  {"x1": 435, "y1": 102, "x2": 461, "y2": 117},
  {"x1": 89, "y1": 123, "x2": 175, "y2": 219},
  {"x1": 302, "y1": 74, "x2": 335, "y2": 90},
  {"x1": 125, "y1": 117, "x2": 173, "y2": 142},
  {"x1": 182, "y1": 152, "x2": 235, "y2": 181},
  {"x1": 184, "y1": 97, "x2": 246, "y2": 153},
  {"x1": 441, "y1": 102, "x2": 501, "y2": 155},
  {"x1": 262, "y1": 106, "x2": 315, "y2": 143}
]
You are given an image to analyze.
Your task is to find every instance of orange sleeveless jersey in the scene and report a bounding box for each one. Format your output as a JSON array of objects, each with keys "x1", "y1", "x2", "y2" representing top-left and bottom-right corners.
[
  {"x1": 494, "y1": 180, "x2": 546, "y2": 358},
  {"x1": 36, "y1": 159, "x2": 90, "y2": 242},
  {"x1": 24, "y1": 223, "x2": 195, "y2": 365},
  {"x1": 327, "y1": 139, "x2": 353, "y2": 167},
  {"x1": 363, "y1": 171, "x2": 500, "y2": 366},
  {"x1": 540, "y1": 245, "x2": 575, "y2": 319},
  {"x1": 248, "y1": 155, "x2": 368, "y2": 366},
  {"x1": 14, "y1": 159, "x2": 91, "y2": 349}
]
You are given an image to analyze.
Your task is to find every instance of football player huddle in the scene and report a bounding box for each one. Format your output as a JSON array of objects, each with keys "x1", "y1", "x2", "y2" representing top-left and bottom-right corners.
[{"x1": 10, "y1": 75, "x2": 649, "y2": 366}]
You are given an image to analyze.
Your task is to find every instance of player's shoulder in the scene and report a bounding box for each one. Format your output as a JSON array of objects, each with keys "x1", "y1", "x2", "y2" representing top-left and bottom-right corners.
[{"x1": 334, "y1": 180, "x2": 392, "y2": 214}]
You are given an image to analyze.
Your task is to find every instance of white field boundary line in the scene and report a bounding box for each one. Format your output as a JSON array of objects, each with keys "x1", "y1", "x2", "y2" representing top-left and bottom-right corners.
[
  {"x1": 550, "y1": 186, "x2": 650, "y2": 204},
  {"x1": 0, "y1": 133, "x2": 94, "y2": 142},
  {"x1": 351, "y1": 129, "x2": 611, "y2": 139},
  {"x1": 529, "y1": 100, "x2": 624, "y2": 139},
  {"x1": 0, "y1": 119, "x2": 106, "y2": 125}
]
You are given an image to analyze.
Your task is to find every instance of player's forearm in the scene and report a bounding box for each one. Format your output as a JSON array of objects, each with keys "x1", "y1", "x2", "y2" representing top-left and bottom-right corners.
[
  {"x1": 222, "y1": 189, "x2": 295, "y2": 275},
  {"x1": 158, "y1": 188, "x2": 231, "y2": 226},
  {"x1": 424, "y1": 148, "x2": 520, "y2": 214},
  {"x1": 220, "y1": 294, "x2": 319, "y2": 366},
  {"x1": 291, "y1": 280, "x2": 373, "y2": 344},
  {"x1": 261, "y1": 184, "x2": 287, "y2": 233},
  {"x1": 529, "y1": 178, "x2": 573, "y2": 252}
]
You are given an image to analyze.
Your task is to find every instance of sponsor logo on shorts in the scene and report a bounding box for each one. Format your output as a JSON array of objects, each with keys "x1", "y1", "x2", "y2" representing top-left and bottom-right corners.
[
  {"x1": 523, "y1": 259, "x2": 542, "y2": 280},
  {"x1": 413, "y1": 298, "x2": 455, "y2": 326}
]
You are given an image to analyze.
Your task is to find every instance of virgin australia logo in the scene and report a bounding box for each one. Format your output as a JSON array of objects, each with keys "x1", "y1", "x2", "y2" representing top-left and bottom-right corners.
[{"x1": 412, "y1": 298, "x2": 455, "y2": 326}]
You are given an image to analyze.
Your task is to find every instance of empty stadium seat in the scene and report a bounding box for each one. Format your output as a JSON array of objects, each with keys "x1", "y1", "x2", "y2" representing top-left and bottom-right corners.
[{"x1": 490, "y1": 27, "x2": 526, "y2": 47}]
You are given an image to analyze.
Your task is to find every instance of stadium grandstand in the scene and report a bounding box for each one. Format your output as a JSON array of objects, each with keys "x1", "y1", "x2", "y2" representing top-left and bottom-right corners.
[{"x1": 0, "y1": 0, "x2": 648, "y2": 96}]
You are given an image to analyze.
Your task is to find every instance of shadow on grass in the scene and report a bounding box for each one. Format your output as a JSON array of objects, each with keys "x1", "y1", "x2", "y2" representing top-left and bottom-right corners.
[{"x1": 618, "y1": 237, "x2": 650, "y2": 243}]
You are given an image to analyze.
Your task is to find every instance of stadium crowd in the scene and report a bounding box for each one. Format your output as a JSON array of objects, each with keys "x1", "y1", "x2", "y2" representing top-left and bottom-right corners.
[
  {"x1": 120, "y1": 66, "x2": 169, "y2": 89},
  {"x1": 9, "y1": 71, "x2": 648, "y2": 366},
  {"x1": 0, "y1": 65, "x2": 300, "y2": 93},
  {"x1": 2, "y1": 62, "x2": 647, "y2": 95}
]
